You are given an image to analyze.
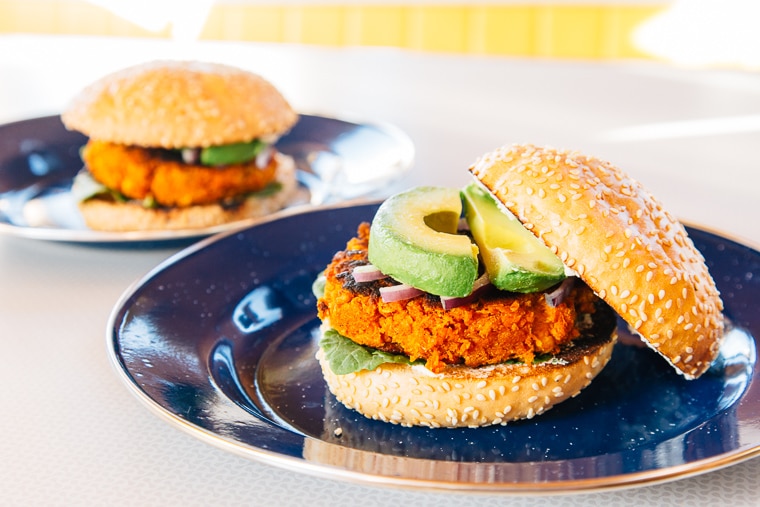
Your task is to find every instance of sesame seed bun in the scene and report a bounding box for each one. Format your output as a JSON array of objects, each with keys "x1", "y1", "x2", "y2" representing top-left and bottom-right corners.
[
  {"x1": 469, "y1": 143, "x2": 725, "y2": 379},
  {"x1": 75, "y1": 152, "x2": 301, "y2": 232},
  {"x1": 61, "y1": 60, "x2": 297, "y2": 148},
  {"x1": 316, "y1": 321, "x2": 617, "y2": 428}
]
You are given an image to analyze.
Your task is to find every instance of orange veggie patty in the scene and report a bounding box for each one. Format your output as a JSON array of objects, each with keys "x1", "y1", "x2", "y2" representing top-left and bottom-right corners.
[
  {"x1": 317, "y1": 223, "x2": 600, "y2": 373},
  {"x1": 81, "y1": 140, "x2": 278, "y2": 207}
]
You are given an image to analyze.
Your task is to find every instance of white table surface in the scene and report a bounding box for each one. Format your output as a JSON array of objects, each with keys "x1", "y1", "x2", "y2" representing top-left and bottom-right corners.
[{"x1": 2, "y1": 35, "x2": 760, "y2": 506}]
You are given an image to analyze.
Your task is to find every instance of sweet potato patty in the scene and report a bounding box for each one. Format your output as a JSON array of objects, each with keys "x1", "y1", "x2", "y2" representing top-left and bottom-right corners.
[
  {"x1": 317, "y1": 223, "x2": 601, "y2": 373},
  {"x1": 82, "y1": 140, "x2": 278, "y2": 207}
]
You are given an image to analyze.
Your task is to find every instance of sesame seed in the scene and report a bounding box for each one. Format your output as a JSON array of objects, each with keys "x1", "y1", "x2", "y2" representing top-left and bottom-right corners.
[{"x1": 528, "y1": 395, "x2": 539, "y2": 403}]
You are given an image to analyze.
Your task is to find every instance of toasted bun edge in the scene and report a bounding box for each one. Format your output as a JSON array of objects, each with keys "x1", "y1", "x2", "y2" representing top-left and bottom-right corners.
[
  {"x1": 469, "y1": 143, "x2": 725, "y2": 379},
  {"x1": 316, "y1": 328, "x2": 617, "y2": 428},
  {"x1": 61, "y1": 60, "x2": 298, "y2": 148}
]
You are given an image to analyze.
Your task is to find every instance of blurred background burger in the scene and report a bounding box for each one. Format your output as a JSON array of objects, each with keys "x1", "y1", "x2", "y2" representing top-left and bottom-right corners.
[{"x1": 61, "y1": 59, "x2": 300, "y2": 231}]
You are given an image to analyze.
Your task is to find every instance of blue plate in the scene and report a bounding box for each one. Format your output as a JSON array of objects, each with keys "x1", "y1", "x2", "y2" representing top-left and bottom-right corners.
[
  {"x1": 108, "y1": 202, "x2": 760, "y2": 493},
  {"x1": 0, "y1": 114, "x2": 413, "y2": 243}
]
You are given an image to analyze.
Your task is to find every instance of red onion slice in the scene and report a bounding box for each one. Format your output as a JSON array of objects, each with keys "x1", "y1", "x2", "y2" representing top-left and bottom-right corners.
[
  {"x1": 440, "y1": 273, "x2": 491, "y2": 310},
  {"x1": 545, "y1": 277, "x2": 575, "y2": 307},
  {"x1": 181, "y1": 148, "x2": 200, "y2": 164},
  {"x1": 255, "y1": 146, "x2": 273, "y2": 168},
  {"x1": 379, "y1": 283, "x2": 424, "y2": 303},
  {"x1": 352, "y1": 264, "x2": 389, "y2": 283}
]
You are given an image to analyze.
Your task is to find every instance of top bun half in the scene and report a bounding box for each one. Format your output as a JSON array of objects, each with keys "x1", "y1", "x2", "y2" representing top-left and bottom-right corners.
[
  {"x1": 470, "y1": 143, "x2": 725, "y2": 379},
  {"x1": 61, "y1": 60, "x2": 298, "y2": 148}
]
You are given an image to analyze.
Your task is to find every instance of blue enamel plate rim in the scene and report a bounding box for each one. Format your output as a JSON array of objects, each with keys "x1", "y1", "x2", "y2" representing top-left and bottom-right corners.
[
  {"x1": 106, "y1": 200, "x2": 760, "y2": 494},
  {"x1": 0, "y1": 113, "x2": 414, "y2": 243}
]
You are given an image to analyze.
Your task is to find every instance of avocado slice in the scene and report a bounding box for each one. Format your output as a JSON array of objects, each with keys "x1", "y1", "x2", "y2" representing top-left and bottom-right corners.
[
  {"x1": 368, "y1": 186, "x2": 479, "y2": 298},
  {"x1": 462, "y1": 183, "x2": 565, "y2": 293},
  {"x1": 199, "y1": 140, "x2": 266, "y2": 166}
]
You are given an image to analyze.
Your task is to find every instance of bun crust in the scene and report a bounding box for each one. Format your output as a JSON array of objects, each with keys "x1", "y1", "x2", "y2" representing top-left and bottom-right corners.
[
  {"x1": 61, "y1": 60, "x2": 298, "y2": 148},
  {"x1": 470, "y1": 143, "x2": 725, "y2": 379},
  {"x1": 317, "y1": 328, "x2": 616, "y2": 428},
  {"x1": 77, "y1": 153, "x2": 301, "y2": 231}
]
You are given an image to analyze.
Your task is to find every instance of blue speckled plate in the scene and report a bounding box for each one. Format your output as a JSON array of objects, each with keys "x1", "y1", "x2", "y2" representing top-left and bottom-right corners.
[
  {"x1": 107, "y1": 201, "x2": 760, "y2": 494},
  {"x1": 0, "y1": 114, "x2": 413, "y2": 243}
]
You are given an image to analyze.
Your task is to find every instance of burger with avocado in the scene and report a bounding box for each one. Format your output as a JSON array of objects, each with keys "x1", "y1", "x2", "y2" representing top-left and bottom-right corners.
[
  {"x1": 61, "y1": 60, "x2": 300, "y2": 232},
  {"x1": 314, "y1": 143, "x2": 725, "y2": 428}
]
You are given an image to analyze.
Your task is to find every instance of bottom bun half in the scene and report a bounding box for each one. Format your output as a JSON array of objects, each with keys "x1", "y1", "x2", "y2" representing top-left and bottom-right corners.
[
  {"x1": 76, "y1": 153, "x2": 302, "y2": 232},
  {"x1": 316, "y1": 326, "x2": 618, "y2": 429}
]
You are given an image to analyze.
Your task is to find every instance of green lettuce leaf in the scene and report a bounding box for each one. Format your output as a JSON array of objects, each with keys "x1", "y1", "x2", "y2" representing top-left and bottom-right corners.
[
  {"x1": 312, "y1": 271, "x2": 326, "y2": 299},
  {"x1": 320, "y1": 329, "x2": 418, "y2": 375}
]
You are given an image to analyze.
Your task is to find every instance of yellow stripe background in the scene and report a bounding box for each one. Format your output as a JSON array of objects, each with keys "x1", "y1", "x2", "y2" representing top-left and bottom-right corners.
[{"x1": 0, "y1": 1, "x2": 665, "y2": 60}]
